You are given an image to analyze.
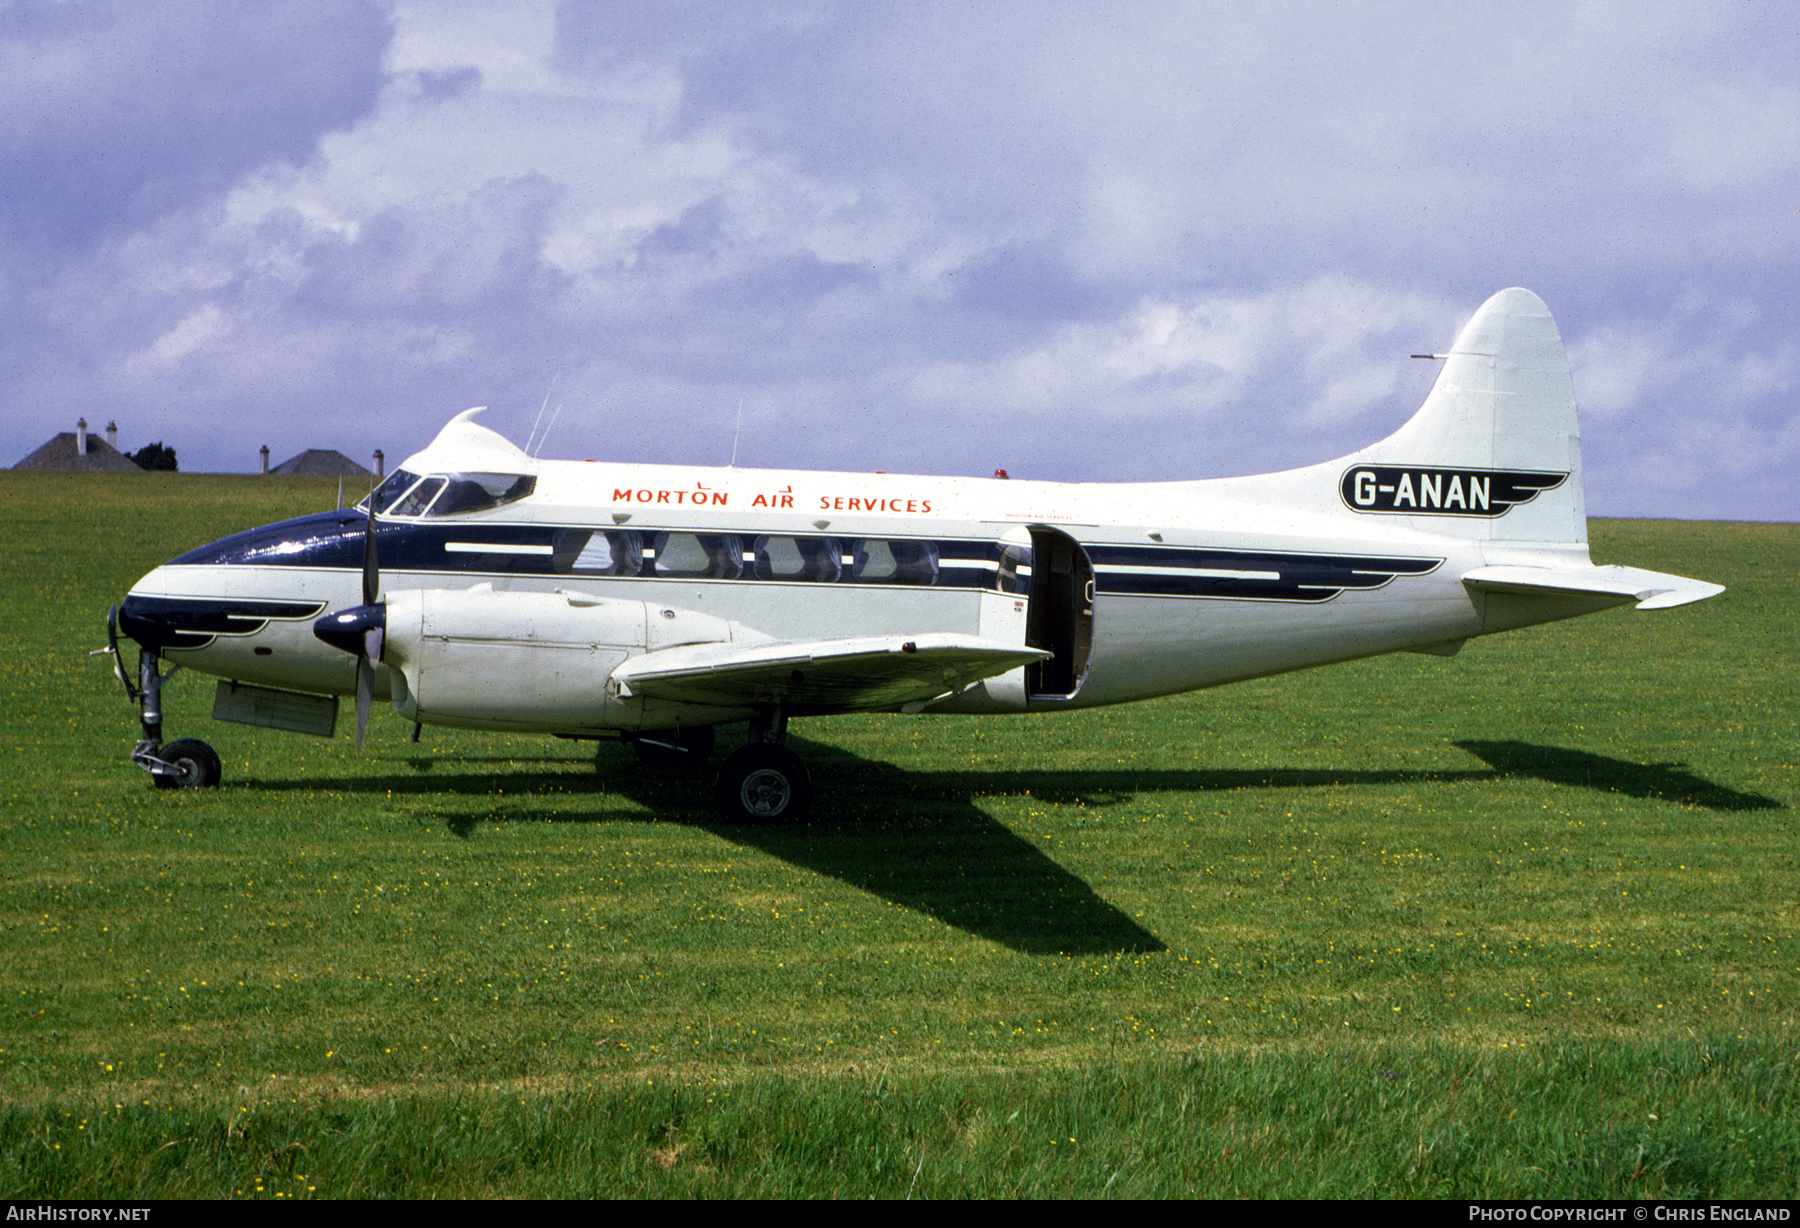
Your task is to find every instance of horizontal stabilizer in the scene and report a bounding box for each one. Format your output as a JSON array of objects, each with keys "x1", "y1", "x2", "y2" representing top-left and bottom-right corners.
[
  {"x1": 1462, "y1": 565, "x2": 1724, "y2": 610},
  {"x1": 609, "y1": 633, "x2": 1050, "y2": 710}
]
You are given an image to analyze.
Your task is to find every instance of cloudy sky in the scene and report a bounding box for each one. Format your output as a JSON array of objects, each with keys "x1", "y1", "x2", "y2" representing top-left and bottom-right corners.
[{"x1": 3, "y1": 1, "x2": 1794, "y2": 519}]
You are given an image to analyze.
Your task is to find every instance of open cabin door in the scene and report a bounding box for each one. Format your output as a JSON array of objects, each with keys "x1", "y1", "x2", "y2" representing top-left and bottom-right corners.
[{"x1": 1024, "y1": 527, "x2": 1093, "y2": 701}]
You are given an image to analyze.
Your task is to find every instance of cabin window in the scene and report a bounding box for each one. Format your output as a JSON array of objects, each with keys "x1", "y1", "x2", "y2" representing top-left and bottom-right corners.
[
  {"x1": 851, "y1": 539, "x2": 939, "y2": 585},
  {"x1": 389, "y1": 476, "x2": 446, "y2": 517},
  {"x1": 649, "y1": 532, "x2": 741, "y2": 579},
  {"x1": 751, "y1": 536, "x2": 842, "y2": 582},
  {"x1": 557, "y1": 529, "x2": 642, "y2": 576},
  {"x1": 423, "y1": 472, "x2": 537, "y2": 517}
]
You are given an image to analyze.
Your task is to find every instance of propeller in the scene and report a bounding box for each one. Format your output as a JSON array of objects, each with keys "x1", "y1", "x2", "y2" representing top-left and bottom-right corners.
[{"x1": 313, "y1": 493, "x2": 386, "y2": 749}]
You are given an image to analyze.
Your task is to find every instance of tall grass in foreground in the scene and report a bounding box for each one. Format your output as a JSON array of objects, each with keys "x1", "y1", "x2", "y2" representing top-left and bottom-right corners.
[
  {"x1": 0, "y1": 474, "x2": 1793, "y2": 1197},
  {"x1": 5, "y1": 1035, "x2": 1794, "y2": 1198}
]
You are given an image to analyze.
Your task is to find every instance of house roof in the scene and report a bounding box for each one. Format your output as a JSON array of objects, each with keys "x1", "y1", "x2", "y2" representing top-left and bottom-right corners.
[
  {"x1": 12, "y1": 432, "x2": 142, "y2": 472},
  {"x1": 269, "y1": 449, "x2": 372, "y2": 477}
]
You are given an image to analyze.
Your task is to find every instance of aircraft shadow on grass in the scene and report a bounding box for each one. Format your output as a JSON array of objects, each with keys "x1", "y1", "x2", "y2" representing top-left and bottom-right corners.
[
  {"x1": 234, "y1": 737, "x2": 1780, "y2": 956},
  {"x1": 1452, "y1": 740, "x2": 1784, "y2": 813},
  {"x1": 247, "y1": 738, "x2": 1166, "y2": 956}
]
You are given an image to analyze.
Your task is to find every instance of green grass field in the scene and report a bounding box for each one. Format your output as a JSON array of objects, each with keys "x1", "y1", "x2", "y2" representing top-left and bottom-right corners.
[{"x1": 1, "y1": 471, "x2": 1794, "y2": 1197}]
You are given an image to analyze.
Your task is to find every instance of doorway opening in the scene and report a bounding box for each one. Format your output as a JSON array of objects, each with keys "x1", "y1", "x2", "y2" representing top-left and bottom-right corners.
[{"x1": 1024, "y1": 527, "x2": 1093, "y2": 700}]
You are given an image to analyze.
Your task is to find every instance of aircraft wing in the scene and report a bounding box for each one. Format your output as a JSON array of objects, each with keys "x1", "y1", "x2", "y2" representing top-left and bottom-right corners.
[
  {"x1": 1462, "y1": 564, "x2": 1724, "y2": 610},
  {"x1": 607, "y1": 633, "x2": 1051, "y2": 711}
]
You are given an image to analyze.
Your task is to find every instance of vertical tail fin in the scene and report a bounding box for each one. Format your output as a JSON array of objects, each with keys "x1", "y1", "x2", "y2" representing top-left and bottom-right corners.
[{"x1": 1350, "y1": 287, "x2": 1586, "y2": 546}]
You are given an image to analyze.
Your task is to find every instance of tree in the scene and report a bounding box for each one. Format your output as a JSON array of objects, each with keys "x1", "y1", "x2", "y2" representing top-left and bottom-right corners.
[{"x1": 131, "y1": 442, "x2": 178, "y2": 471}]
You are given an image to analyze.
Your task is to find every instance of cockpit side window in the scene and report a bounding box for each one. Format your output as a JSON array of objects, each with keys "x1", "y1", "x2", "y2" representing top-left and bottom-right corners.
[
  {"x1": 424, "y1": 472, "x2": 537, "y2": 517},
  {"x1": 390, "y1": 476, "x2": 446, "y2": 517}
]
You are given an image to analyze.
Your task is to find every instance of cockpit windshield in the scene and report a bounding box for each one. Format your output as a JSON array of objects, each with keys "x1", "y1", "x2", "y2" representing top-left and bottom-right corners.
[
  {"x1": 359, "y1": 469, "x2": 421, "y2": 514},
  {"x1": 356, "y1": 469, "x2": 536, "y2": 518}
]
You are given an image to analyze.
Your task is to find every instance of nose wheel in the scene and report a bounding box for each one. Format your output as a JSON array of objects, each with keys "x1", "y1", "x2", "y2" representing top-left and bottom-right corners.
[{"x1": 149, "y1": 738, "x2": 222, "y2": 789}]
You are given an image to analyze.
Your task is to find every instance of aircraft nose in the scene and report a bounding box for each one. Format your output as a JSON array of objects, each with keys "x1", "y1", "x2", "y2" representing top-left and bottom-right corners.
[{"x1": 117, "y1": 584, "x2": 210, "y2": 651}]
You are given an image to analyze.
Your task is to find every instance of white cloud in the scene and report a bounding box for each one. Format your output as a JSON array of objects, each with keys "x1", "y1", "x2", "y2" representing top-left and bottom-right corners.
[
  {"x1": 127, "y1": 303, "x2": 230, "y2": 372},
  {"x1": 1568, "y1": 327, "x2": 1687, "y2": 421},
  {"x1": 902, "y1": 278, "x2": 1449, "y2": 434},
  {"x1": 1666, "y1": 83, "x2": 1800, "y2": 190},
  {"x1": 2, "y1": 1, "x2": 1796, "y2": 517}
]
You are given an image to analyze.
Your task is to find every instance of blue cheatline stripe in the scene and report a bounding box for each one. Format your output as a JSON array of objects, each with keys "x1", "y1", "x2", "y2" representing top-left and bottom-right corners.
[{"x1": 160, "y1": 515, "x2": 1443, "y2": 605}]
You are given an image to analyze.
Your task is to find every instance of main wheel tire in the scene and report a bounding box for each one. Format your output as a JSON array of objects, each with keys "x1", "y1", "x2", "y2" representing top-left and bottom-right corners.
[
  {"x1": 713, "y1": 744, "x2": 812, "y2": 824},
  {"x1": 152, "y1": 739, "x2": 222, "y2": 790},
  {"x1": 632, "y1": 724, "x2": 717, "y2": 769}
]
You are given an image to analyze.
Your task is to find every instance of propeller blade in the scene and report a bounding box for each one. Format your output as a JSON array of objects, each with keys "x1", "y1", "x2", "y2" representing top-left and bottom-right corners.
[
  {"x1": 362, "y1": 500, "x2": 380, "y2": 608},
  {"x1": 314, "y1": 602, "x2": 387, "y2": 752},
  {"x1": 355, "y1": 654, "x2": 373, "y2": 751},
  {"x1": 324, "y1": 486, "x2": 386, "y2": 752}
]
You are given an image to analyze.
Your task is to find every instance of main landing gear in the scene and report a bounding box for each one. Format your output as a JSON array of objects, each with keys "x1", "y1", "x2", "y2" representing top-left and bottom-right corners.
[
  {"x1": 712, "y1": 707, "x2": 812, "y2": 824},
  {"x1": 629, "y1": 707, "x2": 811, "y2": 824},
  {"x1": 102, "y1": 606, "x2": 222, "y2": 790},
  {"x1": 618, "y1": 712, "x2": 810, "y2": 822},
  {"x1": 714, "y1": 743, "x2": 811, "y2": 824}
]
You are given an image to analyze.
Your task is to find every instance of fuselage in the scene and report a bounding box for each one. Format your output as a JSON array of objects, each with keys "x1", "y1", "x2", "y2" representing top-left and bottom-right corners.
[{"x1": 119, "y1": 449, "x2": 1577, "y2": 735}]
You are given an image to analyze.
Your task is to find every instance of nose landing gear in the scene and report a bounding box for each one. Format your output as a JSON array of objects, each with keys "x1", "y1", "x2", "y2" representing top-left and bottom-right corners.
[{"x1": 102, "y1": 604, "x2": 222, "y2": 790}]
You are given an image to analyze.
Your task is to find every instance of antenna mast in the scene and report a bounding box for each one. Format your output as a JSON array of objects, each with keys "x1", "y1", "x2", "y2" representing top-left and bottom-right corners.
[{"x1": 526, "y1": 369, "x2": 563, "y2": 456}]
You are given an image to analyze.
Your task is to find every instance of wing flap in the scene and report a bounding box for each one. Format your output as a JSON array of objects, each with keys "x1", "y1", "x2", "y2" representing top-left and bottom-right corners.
[
  {"x1": 1462, "y1": 564, "x2": 1724, "y2": 610},
  {"x1": 609, "y1": 633, "x2": 1050, "y2": 710}
]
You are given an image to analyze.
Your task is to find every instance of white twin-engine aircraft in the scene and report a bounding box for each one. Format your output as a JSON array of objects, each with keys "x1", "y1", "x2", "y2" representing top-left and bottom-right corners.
[{"x1": 108, "y1": 288, "x2": 1721, "y2": 822}]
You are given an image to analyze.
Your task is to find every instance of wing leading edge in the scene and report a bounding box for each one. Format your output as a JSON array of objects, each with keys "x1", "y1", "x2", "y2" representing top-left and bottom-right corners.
[{"x1": 608, "y1": 633, "x2": 1050, "y2": 712}]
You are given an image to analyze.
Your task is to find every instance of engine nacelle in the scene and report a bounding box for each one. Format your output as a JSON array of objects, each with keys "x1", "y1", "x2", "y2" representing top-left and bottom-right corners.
[{"x1": 381, "y1": 588, "x2": 756, "y2": 733}]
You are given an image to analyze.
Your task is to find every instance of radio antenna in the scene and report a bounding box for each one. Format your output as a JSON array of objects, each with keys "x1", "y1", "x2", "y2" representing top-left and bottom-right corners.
[
  {"x1": 526, "y1": 369, "x2": 562, "y2": 456},
  {"x1": 537, "y1": 398, "x2": 565, "y2": 458},
  {"x1": 729, "y1": 398, "x2": 745, "y2": 469}
]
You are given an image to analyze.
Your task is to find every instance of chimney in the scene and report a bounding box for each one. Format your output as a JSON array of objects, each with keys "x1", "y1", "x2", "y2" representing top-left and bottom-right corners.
[
  {"x1": 373, "y1": 449, "x2": 385, "y2": 478},
  {"x1": 105, "y1": 421, "x2": 118, "y2": 451},
  {"x1": 77, "y1": 417, "x2": 88, "y2": 457},
  {"x1": 260, "y1": 445, "x2": 270, "y2": 475}
]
